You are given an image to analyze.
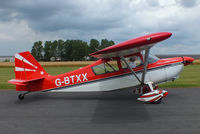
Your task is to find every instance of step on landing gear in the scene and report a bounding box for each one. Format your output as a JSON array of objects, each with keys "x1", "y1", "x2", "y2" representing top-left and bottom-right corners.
[{"x1": 137, "y1": 82, "x2": 168, "y2": 104}]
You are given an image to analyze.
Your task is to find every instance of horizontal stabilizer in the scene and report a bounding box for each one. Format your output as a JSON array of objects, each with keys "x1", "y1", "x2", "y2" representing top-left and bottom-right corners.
[{"x1": 8, "y1": 77, "x2": 45, "y2": 86}]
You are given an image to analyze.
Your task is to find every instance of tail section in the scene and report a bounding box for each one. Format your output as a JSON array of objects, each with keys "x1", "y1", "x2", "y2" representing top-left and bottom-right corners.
[
  {"x1": 14, "y1": 51, "x2": 47, "y2": 80},
  {"x1": 8, "y1": 51, "x2": 48, "y2": 91}
]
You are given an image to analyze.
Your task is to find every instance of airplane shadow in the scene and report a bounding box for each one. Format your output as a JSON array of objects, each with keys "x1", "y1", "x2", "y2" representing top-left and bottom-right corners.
[
  {"x1": 14, "y1": 88, "x2": 152, "y2": 123},
  {"x1": 91, "y1": 89, "x2": 152, "y2": 124}
]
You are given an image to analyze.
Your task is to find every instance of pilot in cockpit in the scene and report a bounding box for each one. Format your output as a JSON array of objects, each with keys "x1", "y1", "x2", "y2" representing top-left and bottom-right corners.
[{"x1": 129, "y1": 56, "x2": 137, "y2": 68}]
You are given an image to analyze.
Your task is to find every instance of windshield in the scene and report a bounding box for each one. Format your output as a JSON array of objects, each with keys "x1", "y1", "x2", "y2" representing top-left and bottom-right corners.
[
  {"x1": 141, "y1": 51, "x2": 159, "y2": 64},
  {"x1": 148, "y1": 54, "x2": 159, "y2": 64},
  {"x1": 121, "y1": 56, "x2": 143, "y2": 69}
]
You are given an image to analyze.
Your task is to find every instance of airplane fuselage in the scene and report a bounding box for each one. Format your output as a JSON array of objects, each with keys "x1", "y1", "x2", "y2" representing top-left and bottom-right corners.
[
  {"x1": 49, "y1": 57, "x2": 185, "y2": 92},
  {"x1": 16, "y1": 55, "x2": 193, "y2": 93}
]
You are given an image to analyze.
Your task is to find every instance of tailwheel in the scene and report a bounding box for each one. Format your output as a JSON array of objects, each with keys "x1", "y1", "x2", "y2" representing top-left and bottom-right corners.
[
  {"x1": 18, "y1": 91, "x2": 30, "y2": 100},
  {"x1": 18, "y1": 94, "x2": 25, "y2": 100}
]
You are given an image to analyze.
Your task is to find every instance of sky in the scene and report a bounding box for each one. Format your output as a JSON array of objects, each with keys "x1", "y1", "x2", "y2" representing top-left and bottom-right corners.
[{"x1": 0, "y1": 0, "x2": 200, "y2": 56}]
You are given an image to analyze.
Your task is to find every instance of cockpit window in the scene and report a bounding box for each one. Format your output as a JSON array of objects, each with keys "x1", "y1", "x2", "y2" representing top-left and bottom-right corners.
[
  {"x1": 92, "y1": 60, "x2": 119, "y2": 75},
  {"x1": 121, "y1": 56, "x2": 143, "y2": 69},
  {"x1": 141, "y1": 51, "x2": 159, "y2": 64},
  {"x1": 148, "y1": 54, "x2": 159, "y2": 64}
]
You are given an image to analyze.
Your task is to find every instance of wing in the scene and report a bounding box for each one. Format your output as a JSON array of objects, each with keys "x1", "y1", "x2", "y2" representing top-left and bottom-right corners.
[
  {"x1": 91, "y1": 32, "x2": 172, "y2": 87},
  {"x1": 90, "y1": 32, "x2": 172, "y2": 59}
]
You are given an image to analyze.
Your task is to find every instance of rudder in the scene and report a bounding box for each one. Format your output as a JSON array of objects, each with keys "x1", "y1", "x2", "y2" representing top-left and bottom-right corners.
[{"x1": 14, "y1": 51, "x2": 48, "y2": 81}]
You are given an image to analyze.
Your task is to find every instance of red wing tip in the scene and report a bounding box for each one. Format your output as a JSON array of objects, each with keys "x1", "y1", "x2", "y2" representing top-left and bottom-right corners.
[
  {"x1": 152, "y1": 32, "x2": 172, "y2": 38},
  {"x1": 163, "y1": 32, "x2": 172, "y2": 37}
]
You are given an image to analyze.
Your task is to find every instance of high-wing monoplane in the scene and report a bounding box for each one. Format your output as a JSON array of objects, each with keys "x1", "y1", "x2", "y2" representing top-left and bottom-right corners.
[{"x1": 8, "y1": 32, "x2": 194, "y2": 103}]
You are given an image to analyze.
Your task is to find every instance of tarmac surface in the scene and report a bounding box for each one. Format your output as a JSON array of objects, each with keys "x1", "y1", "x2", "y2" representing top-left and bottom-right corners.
[{"x1": 1, "y1": 88, "x2": 200, "y2": 134}]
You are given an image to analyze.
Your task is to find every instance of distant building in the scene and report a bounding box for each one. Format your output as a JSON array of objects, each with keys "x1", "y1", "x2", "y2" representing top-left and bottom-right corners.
[
  {"x1": 0, "y1": 56, "x2": 14, "y2": 62},
  {"x1": 50, "y1": 57, "x2": 61, "y2": 61}
]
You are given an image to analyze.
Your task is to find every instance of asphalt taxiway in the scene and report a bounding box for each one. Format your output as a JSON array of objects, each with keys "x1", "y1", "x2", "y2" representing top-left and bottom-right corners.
[{"x1": 0, "y1": 88, "x2": 200, "y2": 134}]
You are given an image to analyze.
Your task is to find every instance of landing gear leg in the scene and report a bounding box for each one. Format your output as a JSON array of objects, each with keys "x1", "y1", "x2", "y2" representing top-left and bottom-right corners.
[
  {"x1": 133, "y1": 88, "x2": 140, "y2": 94},
  {"x1": 18, "y1": 91, "x2": 30, "y2": 100}
]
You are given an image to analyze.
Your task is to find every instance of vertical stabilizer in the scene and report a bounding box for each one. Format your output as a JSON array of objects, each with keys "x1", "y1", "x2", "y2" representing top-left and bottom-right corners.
[{"x1": 14, "y1": 51, "x2": 47, "y2": 81}]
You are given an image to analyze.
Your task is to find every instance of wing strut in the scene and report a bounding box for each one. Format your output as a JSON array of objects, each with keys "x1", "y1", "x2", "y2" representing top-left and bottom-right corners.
[
  {"x1": 120, "y1": 56, "x2": 141, "y2": 83},
  {"x1": 141, "y1": 48, "x2": 150, "y2": 85}
]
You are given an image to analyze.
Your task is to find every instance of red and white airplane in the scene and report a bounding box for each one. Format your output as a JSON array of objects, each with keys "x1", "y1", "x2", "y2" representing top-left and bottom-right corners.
[{"x1": 8, "y1": 32, "x2": 194, "y2": 103}]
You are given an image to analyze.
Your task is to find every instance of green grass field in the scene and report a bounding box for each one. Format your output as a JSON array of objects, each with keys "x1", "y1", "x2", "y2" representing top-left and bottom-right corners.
[
  {"x1": 160, "y1": 64, "x2": 200, "y2": 88},
  {"x1": 0, "y1": 66, "x2": 80, "y2": 89},
  {"x1": 0, "y1": 65, "x2": 200, "y2": 89}
]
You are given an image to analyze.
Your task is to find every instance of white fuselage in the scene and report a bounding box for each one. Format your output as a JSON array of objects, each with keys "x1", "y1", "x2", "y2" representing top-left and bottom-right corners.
[{"x1": 51, "y1": 62, "x2": 184, "y2": 92}]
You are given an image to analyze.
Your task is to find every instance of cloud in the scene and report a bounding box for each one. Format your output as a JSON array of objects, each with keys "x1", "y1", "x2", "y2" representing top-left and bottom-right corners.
[
  {"x1": 0, "y1": 0, "x2": 199, "y2": 55},
  {"x1": 0, "y1": 0, "x2": 128, "y2": 32},
  {"x1": 177, "y1": 0, "x2": 198, "y2": 8}
]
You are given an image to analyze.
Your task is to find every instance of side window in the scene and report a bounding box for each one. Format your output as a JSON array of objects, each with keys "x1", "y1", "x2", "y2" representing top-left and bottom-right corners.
[
  {"x1": 92, "y1": 60, "x2": 119, "y2": 75},
  {"x1": 121, "y1": 57, "x2": 129, "y2": 69},
  {"x1": 121, "y1": 56, "x2": 143, "y2": 69}
]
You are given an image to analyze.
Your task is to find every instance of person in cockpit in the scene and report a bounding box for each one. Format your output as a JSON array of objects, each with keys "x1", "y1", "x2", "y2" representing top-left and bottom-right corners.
[{"x1": 129, "y1": 56, "x2": 137, "y2": 68}]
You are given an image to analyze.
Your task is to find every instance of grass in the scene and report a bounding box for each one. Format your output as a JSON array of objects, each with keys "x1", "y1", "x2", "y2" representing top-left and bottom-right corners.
[
  {"x1": 194, "y1": 60, "x2": 200, "y2": 64},
  {"x1": 0, "y1": 64, "x2": 200, "y2": 89},
  {"x1": 160, "y1": 64, "x2": 200, "y2": 88},
  {"x1": 0, "y1": 66, "x2": 80, "y2": 89},
  {"x1": 0, "y1": 67, "x2": 15, "y2": 89}
]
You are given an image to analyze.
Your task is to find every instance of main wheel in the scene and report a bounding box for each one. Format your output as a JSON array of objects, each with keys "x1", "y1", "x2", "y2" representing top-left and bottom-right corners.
[{"x1": 18, "y1": 94, "x2": 25, "y2": 100}]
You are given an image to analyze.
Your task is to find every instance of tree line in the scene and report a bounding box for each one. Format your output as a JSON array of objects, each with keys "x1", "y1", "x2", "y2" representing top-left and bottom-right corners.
[{"x1": 31, "y1": 39, "x2": 115, "y2": 61}]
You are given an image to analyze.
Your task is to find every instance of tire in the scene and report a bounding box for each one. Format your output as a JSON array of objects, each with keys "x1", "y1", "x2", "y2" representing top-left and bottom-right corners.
[{"x1": 18, "y1": 94, "x2": 25, "y2": 100}]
